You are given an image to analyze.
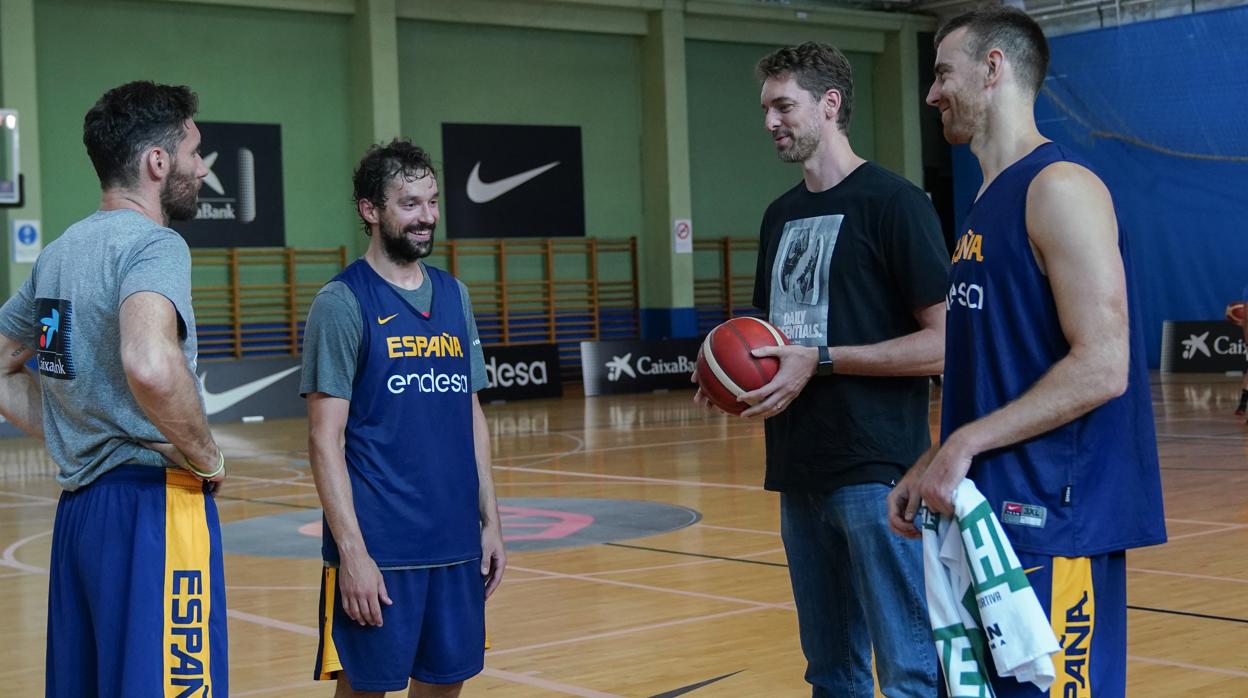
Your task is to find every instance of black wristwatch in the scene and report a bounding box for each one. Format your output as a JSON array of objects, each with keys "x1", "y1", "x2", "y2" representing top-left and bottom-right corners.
[{"x1": 816, "y1": 345, "x2": 835, "y2": 376}]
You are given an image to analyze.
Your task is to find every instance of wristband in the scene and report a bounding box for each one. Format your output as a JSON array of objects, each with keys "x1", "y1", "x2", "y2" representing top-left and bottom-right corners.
[
  {"x1": 187, "y1": 450, "x2": 225, "y2": 479},
  {"x1": 816, "y1": 345, "x2": 835, "y2": 376}
]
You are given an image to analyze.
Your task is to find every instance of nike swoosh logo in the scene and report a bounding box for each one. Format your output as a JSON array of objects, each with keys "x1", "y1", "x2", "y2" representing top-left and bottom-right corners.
[
  {"x1": 1024, "y1": 566, "x2": 1044, "y2": 575},
  {"x1": 199, "y1": 366, "x2": 301, "y2": 415},
  {"x1": 377, "y1": 313, "x2": 399, "y2": 325},
  {"x1": 647, "y1": 670, "x2": 744, "y2": 697},
  {"x1": 466, "y1": 160, "x2": 560, "y2": 203}
]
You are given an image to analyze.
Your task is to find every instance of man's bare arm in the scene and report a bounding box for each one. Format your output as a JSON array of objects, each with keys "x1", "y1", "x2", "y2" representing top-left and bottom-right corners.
[
  {"x1": 0, "y1": 334, "x2": 42, "y2": 437},
  {"x1": 907, "y1": 162, "x2": 1128, "y2": 514},
  {"x1": 472, "y1": 393, "x2": 506, "y2": 598},
  {"x1": 119, "y1": 291, "x2": 221, "y2": 475},
  {"x1": 307, "y1": 392, "x2": 390, "y2": 626},
  {"x1": 739, "y1": 301, "x2": 946, "y2": 419}
]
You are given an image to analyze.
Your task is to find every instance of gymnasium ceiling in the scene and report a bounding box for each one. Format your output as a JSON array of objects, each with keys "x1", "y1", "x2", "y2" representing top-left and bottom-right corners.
[{"x1": 753, "y1": 0, "x2": 1247, "y2": 34}]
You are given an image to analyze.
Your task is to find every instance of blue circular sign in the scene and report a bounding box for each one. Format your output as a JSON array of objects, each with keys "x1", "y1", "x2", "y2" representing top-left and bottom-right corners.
[{"x1": 16, "y1": 224, "x2": 36, "y2": 245}]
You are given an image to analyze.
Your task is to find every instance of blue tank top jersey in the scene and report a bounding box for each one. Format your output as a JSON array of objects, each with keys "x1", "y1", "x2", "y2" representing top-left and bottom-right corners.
[
  {"x1": 324, "y1": 260, "x2": 480, "y2": 567},
  {"x1": 942, "y1": 142, "x2": 1166, "y2": 557}
]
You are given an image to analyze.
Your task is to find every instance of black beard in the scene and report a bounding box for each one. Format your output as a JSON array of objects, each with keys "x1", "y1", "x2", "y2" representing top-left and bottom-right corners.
[
  {"x1": 380, "y1": 221, "x2": 434, "y2": 264},
  {"x1": 161, "y1": 169, "x2": 200, "y2": 222}
]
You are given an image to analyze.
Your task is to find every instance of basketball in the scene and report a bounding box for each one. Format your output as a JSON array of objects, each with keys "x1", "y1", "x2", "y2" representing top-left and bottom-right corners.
[
  {"x1": 696, "y1": 317, "x2": 790, "y2": 415},
  {"x1": 1226, "y1": 302, "x2": 1245, "y2": 326}
]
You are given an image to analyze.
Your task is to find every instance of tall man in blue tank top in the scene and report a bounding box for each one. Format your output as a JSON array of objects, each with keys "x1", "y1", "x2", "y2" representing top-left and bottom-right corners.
[
  {"x1": 887, "y1": 8, "x2": 1167, "y2": 697},
  {"x1": 695, "y1": 43, "x2": 951, "y2": 697},
  {"x1": 302, "y1": 140, "x2": 506, "y2": 697}
]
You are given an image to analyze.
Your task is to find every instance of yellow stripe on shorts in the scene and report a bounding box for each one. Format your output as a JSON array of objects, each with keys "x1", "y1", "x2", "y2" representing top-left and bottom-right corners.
[
  {"x1": 163, "y1": 469, "x2": 213, "y2": 698},
  {"x1": 1050, "y1": 556, "x2": 1095, "y2": 698},
  {"x1": 318, "y1": 567, "x2": 343, "y2": 680}
]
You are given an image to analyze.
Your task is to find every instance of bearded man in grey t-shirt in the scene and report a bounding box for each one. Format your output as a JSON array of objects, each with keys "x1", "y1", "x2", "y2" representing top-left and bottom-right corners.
[{"x1": 0, "y1": 81, "x2": 229, "y2": 698}]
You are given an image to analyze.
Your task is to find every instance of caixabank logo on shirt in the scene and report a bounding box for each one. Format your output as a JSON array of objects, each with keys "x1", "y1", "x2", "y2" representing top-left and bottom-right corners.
[
  {"x1": 170, "y1": 122, "x2": 284, "y2": 248},
  {"x1": 35, "y1": 298, "x2": 75, "y2": 379}
]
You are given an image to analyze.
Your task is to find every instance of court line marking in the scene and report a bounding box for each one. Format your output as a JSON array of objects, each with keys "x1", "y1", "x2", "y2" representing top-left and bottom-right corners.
[
  {"x1": 1129, "y1": 567, "x2": 1248, "y2": 585},
  {"x1": 480, "y1": 668, "x2": 623, "y2": 698},
  {"x1": 484, "y1": 606, "x2": 770, "y2": 659},
  {"x1": 0, "y1": 529, "x2": 50, "y2": 574},
  {"x1": 494, "y1": 465, "x2": 764, "y2": 491},
  {"x1": 583, "y1": 549, "x2": 786, "y2": 578},
  {"x1": 225, "y1": 609, "x2": 624, "y2": 697},
  {"x1": 0, "y1": 490, "x2": 58, "y2": 502},
  {"x1": 234, "y1": 680, "x2": 321, "y2": 697},
  {"x1": 697, "y1": 523, "x2": 781, "y2": 537},
  {"x1": 506, "y1": 546, "x2": 787, "y2": 583},
  {"x1": 507, "y1": 564, "x2": 789, "y2": 609},
  {"x1": 1164, "y1": 525, "x2": 1248, "y2": 541},
  {"x1": 1128, "y1": 655, "x2": 1248, "y2": 678},
  {"x1": 493, "y1": 433, "x2": 758, "y2": 463}
]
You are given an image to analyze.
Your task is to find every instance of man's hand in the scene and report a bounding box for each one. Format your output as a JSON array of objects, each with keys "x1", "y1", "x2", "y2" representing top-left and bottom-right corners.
[
  {"x1": 887, "y1": 444, "x2": 937, "y2": 538},
  {"x1": 913, "y1": 433, "x2": 976, "y2": 515},
  {"x1": 738, "y1": 344, "x2": 819, "y2": 420},
  {"x1": 142, "y1": 439, "x2": 226, "y2": 493},
  {"x1": 481, "y1": 523, "x2": 506, "y2": 600},
  {"x1": 338, "y1": 553, "x2": 392, "y2": 627}
]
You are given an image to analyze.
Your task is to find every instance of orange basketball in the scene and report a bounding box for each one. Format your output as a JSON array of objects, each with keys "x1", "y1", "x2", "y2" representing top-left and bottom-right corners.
[
  {"x1": 696, "y1": 317, "x2": 790, "y2": 415},
  {"x1": 1226, "y1": 302, "x2": 1245, "y2": 326}
]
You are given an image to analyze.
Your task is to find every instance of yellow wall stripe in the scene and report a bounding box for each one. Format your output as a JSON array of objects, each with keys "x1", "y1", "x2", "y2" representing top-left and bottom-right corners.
[
  {"x1": 1050, "y1": 557, "x2": 1095, "y2": 698},
  {"x1": 318, "y1": 567, "x2": 343, "y2": 680},
  {"x1": 163, "y1": 471, "x2": 213, "y2": 698}
]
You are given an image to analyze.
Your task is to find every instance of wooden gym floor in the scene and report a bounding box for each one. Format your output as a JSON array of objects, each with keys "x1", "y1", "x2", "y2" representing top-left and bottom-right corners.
[{"x1": 1, "y1": 372, "x2": 1246, "y2": 696}]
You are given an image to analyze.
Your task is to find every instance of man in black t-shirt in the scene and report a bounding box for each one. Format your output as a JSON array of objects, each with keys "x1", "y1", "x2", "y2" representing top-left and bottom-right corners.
[{"x1": 695, "y1": 43, "x2": 949, "y2": 697}]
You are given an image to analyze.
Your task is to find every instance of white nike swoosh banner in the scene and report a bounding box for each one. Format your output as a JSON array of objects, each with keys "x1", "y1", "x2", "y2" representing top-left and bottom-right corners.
[
  {"x1": 200, "y1": 365, "x2": 301, "y2": 415},
  {"x1": 466, "y1": 161, "x2": 561, "y2": 203},
  {"x1": 441, "y1": 123, "x2": 584, "y2": 238}
]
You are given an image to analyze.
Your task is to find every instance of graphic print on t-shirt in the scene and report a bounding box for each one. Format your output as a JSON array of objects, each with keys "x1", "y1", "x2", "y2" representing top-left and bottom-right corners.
[
  {"x1": 768, "y1": 215, "x2": 843, "y2": 344},
  {"x1": 35, "y1": 297, "x2": 76, "y2": 379}
]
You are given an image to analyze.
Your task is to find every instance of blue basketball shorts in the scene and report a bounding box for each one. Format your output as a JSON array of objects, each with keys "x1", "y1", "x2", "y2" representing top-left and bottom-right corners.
[
  {"x1": 985, "y1": 551, "x2": 1127, "y2": 698},
  {"x1": 46, "y1": 465, "x2": 228, "y2": 698},
  {"x1": 314, "y1": 561, "x2": 486, "y2": 691}
]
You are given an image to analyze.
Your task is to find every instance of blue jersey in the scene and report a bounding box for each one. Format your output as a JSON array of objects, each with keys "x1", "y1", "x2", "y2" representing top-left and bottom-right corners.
[
  {"x1": 942, "y1": 142, "x2": 1166, "y2": 557},
  {"x1": 325, "y1": 260, "x2": 481, "y2": 567}
]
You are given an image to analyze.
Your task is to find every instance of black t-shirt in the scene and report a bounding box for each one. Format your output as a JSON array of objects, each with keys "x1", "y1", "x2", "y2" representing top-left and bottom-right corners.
[{"x1": 753, "y1": 162, "x2": 950, "y2": 493}]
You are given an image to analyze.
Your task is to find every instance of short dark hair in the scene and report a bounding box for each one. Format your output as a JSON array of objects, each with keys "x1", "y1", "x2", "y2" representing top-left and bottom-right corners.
[
  {"x1": 352, "y1": 139, "x2": 436, "y2": 235},
  {"x1": 755, "y1": 42, "x2": 855, "y2": 133},
  {"x1": 82, "y1": 81, "x2": 198, "y2": 189},
  {"x1": 935, "y1": 7, "x2": 1050, "y2": 96}
]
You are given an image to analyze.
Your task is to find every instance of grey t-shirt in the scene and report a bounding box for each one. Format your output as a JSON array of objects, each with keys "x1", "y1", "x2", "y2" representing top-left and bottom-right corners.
[
  {"x1": 0, "y1": 209, "x2": 199, "y2": 490},
  {"x1": 300, "y1": 261, "x2": 487, "y2": 399}
]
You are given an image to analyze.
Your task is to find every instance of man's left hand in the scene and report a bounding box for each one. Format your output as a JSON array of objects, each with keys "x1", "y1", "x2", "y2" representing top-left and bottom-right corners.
[
  {"x1": 739, "y1": 344, "x2": 819, "y2": 420},
  {"x1": 913, "y1": 434, "x2": 975, "y2": 515},
  {"x1": 481, "y1": 523, "x2": 506, "y2": 600}
]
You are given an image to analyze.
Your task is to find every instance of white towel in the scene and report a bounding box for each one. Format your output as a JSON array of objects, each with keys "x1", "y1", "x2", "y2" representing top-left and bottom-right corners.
[{"x1": 921, "y1": 480, "x2": 1060, "y2": 697}]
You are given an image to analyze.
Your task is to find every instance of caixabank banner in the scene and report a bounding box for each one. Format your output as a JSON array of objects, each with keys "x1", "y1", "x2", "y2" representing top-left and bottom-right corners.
[
  {"x1": 171, "y1": 122, "x2": 285, "y2": 248},
  {"x1": 1160, "y1": 321, "x2": 1246, "y2": 373},
  {"x1": 479, "y1": 344, "x2": 563, "y2": 402},
  {"x1": 580, "y1": 338, "x2": 702, "y2": 396},
  {"x1": 441, "y1": 123, "x2": 584, "y2": 239}
]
